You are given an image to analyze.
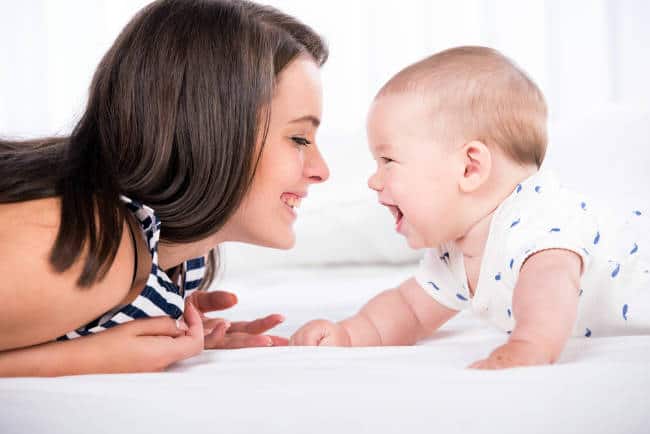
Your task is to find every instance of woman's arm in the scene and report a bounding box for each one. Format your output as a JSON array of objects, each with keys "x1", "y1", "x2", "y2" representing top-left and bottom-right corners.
[
  {"x1": 0, "y1": 302, "x2": 209, "y2": 377},
  {"x1": 0, "y1": 197, "x2": 137, "y2": 351}
]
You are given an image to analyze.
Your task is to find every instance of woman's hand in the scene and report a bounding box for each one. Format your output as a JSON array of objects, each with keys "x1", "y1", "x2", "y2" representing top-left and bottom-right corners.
[
  {"x1": 188, "y1": 290, "x2": 289, "y2": 349},
  {"x1": 289, "y1": 319, "x2": 351, "y2": 346},
  {"x1": 0, "y1": 300, "x2": 213, "y2": 377},
  {"x1": 78, "y1": 300, "x2": 211, "y2": 374}
]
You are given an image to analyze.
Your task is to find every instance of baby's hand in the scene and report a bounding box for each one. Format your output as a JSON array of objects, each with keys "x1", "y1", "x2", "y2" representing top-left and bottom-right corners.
[
  {"x1": 468, "y1": 339, "x2": 552, "y2": 370},
  {"x1": 289, "y1": 319, "x2": 351, "y2": 346}
]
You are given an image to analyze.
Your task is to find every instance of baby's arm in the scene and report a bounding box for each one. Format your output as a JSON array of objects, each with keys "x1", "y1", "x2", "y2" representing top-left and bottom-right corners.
[
  {"x1": 290, "y1": 278, "x2": 458, "y2": 346},
  {"x1": 470, "y1": 249, "x2": 581, "y2": 369}
]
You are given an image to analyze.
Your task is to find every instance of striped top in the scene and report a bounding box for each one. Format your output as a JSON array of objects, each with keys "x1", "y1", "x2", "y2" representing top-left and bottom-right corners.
[{"x1": 57, "y1": 195, "x2": 206, "y2": 340}]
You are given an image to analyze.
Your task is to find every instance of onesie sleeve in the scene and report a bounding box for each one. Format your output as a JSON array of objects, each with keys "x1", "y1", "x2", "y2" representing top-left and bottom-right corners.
[
  {"x1": 414, "y1": 246, "x2": 471, "y2": 311},
  {"x1": 502, "y1": 184, "x2": 598, "y2": 281}
]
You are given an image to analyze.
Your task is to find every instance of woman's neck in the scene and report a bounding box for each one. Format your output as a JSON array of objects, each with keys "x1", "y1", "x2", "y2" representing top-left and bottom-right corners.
[{"x1": 157, "y1": 234, "x2": 223, "y2": 271}]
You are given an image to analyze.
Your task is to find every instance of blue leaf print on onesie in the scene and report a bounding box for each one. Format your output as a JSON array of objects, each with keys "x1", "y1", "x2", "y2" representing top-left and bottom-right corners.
[
  {"x1": 633, "y1": 210, "x2": 642, "y2": 216},
  {"x1": 534, "y1": 186, "x2": 542, "y2": 193},
  {"x1": 439, "y1": 252, "x2": 450, "y2": 263},
  {"x1": 495, "y1": 272, "x2": 502, "y2": 281},
  {"x1": 630, "y1": 243, "x2": 638, "y2": 255},
  {"x1": 456, "y1": 293, "x2": 468, "y2": 301},
  {"x1": 585, "y1": 328, "x2": 592, "y2": 337},
  {"x1": 622, "y1": 304, "x2": 629, "y2": 320},
  {"x1": 510, "y1": 218, "x2": 521, "y2": 228},
  {"x1": 593, "y1": 232, "x2": 600, "y2": 245},
  {"x1": 581, "y1": 202, "x2": 587, "y2": 210},
  {"x1": 507, "y1": 308, "x2": 512, "y2": 318},
  {"x1": 427, "y1": 281, "x2": 440, "y2": 291},
  {"x1": 509, "y1": 258, "x2": 514, "y2": 269},
  {"x1": 516, "y1": 184, "x2": 522, "y2": 193},
  {"x1": 549, "y1": 227, "x2": 561, "y2": 233},
  {"x1": 611, "y1": 263, "x2": 621, "y2": 278}
]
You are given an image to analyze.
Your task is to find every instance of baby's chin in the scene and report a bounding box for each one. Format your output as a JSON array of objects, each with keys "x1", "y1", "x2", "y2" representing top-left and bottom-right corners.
[{"x1": 404, "y1": 234, "x2": 427, "y2": 250}]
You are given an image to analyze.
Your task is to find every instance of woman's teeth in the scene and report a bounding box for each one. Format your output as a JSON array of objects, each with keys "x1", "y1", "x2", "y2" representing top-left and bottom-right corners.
[{"x1": 282, "y1": 195, "x2": 302, "y2": 209}]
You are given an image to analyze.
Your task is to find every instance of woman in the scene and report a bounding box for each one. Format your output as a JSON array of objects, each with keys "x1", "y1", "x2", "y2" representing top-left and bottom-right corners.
[{"x1": 0, "y1": 0, "x2": 329, "y2": 376}]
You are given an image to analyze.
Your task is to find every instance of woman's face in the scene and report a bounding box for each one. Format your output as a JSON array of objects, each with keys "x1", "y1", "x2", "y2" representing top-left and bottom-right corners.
[{"x1": 224, "y1": 56, "x2": 329, "y2": 249}]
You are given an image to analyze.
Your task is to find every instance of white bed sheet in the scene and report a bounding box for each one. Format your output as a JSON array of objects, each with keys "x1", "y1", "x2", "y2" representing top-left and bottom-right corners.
[{"x1": 2, "y1": 264, "x2": 649, "y2": 434}]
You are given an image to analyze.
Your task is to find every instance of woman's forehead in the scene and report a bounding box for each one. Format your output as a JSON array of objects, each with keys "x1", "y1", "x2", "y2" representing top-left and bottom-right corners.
[{"x1": 272, "y1": 57, "x2": 322, "y2": 120}]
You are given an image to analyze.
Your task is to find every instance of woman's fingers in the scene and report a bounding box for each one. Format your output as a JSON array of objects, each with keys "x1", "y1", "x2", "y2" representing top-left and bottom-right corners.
[
  {"x1": 228, "y1": 314, "x2": 285, "y2": 334},
  {"x1": 190, "y1": 291, "x2": 238, "y2": 313},
  {"x1": 220, "y1": 332, "x2": 274, "y2": 349},
  {"x1": 202, "y1": 321, "x2": 231, "y2": 348},
  {"x1": 204, "y1": 331, "x2": 288, "y2": 349},
  {"x1": 269, "y1": 335, "x2": 289, "y2": 346},
  {"x1": 183, "y1": 301, "x2": 204, "y2": 336},
  {"x1": 130, "y1": 316, "x2": 189, "y2": 338},
  {"x1": 202, "y1": 318, "x2": 228, "y2": 335},
  {"x1": 167, "y1": 302, "x2": 205, "y2": 359}
]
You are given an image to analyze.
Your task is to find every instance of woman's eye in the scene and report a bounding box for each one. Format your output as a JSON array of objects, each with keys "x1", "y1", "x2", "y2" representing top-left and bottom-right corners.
[{"x1": 292, "y1": 137, "x2": 311, "y2": 146}]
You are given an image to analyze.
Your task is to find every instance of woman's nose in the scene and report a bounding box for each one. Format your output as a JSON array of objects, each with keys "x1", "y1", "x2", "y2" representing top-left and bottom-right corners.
[{"x1": 305, "y1": 147, "x2": 330, "y2": 183}]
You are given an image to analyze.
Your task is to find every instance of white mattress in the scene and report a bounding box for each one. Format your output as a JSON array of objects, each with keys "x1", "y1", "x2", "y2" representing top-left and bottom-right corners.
[{"x1": 1, "y1": 264, "x2": 649, "y2": 434}]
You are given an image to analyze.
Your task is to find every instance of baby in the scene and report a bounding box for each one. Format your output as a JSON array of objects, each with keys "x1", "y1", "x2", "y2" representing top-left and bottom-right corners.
[{"x1": 290, "y1": 46, "x2": 650, "y2": 369}]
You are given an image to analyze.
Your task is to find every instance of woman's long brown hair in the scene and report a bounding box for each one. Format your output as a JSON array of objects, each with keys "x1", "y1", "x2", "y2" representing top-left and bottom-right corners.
[{"x1": 0, "y1": 0, "x2": 328, "y2": 289}]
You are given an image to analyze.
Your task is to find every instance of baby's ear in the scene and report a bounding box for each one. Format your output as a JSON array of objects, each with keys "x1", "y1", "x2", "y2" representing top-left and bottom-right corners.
[{"x1": 458, "y1": 140, "x2": 491, "y2": 193}]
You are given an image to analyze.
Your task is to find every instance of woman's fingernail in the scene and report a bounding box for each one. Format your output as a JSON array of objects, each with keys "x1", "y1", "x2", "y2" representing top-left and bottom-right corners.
[
  {"x1": 223, "y1": 320, "x2": 231, "y2": 330},
  {"x1": 176, "y1": 319, "x2": 189, "y2": 331},
  {"x1": 204, "y1": 328, "x2": 214, "y2": 336},
  {"x1": 267, "y1": 337, "x2": 273, "y2": 347}
]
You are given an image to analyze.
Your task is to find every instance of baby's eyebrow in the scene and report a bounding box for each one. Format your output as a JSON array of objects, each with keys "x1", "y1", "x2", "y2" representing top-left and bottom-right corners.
[{"x1": 374, "y1": 143, "x2": 392, "y2": 153}]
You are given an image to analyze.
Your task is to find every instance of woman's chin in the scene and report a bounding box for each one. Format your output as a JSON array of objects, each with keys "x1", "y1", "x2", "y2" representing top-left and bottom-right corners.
[{"x1": 259, "y1": 231, "x2": 296, "y2": 250}]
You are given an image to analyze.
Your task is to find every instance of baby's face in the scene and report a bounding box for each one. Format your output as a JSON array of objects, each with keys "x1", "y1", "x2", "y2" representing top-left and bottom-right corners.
[{"x1": 366, "y1": 93, "x2": 465, "y2": 249}]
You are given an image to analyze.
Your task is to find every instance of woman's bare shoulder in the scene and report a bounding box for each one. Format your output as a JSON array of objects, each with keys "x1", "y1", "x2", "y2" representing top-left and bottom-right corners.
[{"x1": 0, "y1": 197, "x2": 136, "y2": 351}]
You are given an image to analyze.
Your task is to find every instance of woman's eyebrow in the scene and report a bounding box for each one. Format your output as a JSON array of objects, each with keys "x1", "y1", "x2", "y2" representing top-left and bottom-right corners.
[{"x1": 289, "y1": 115, "x2": 320, "y2": 127}]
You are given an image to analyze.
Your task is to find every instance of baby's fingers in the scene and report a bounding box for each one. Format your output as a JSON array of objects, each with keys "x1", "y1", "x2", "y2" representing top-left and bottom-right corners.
[
  {"x1": 468, "y1": 358, "x2": 496, "y2": 370},
  {"x1": 290, "y1": 326, "x2": 325, "y2": 346}
]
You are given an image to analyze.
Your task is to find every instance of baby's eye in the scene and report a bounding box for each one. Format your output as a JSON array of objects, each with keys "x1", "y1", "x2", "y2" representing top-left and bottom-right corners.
[
  {"x1": 291, "y1": 137, "x2": 311, "y2": 146},
  {"x1": 381, "y1": 157, "x2": 395, "y2": 163}
]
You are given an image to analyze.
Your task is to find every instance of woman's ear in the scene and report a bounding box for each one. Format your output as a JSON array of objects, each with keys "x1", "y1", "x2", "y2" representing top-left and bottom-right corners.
[{"x1": 458, "y1": 140, "x2": 491, "y2": 193}]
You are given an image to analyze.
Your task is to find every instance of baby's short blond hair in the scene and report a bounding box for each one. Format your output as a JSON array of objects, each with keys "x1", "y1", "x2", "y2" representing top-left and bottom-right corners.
[{"x1": 378, "y1": 46, "x2": 548, "y2": 168}]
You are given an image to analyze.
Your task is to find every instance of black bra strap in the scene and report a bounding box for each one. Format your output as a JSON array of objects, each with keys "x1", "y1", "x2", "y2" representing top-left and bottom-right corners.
[{"x1": 127, "y1": 220, "x2": 139, "y2": 287}]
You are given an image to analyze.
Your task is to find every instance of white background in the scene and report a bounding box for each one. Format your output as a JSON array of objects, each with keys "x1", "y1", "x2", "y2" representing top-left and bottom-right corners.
[{"x1": 2, "y1": 0, "x2": 649, "y2": 272}]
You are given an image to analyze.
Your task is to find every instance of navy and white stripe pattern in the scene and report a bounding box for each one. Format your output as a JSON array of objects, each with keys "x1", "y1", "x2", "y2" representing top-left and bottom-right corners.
[{"x1": 58, "y1": 195, "x2": 206, "y2": 340}]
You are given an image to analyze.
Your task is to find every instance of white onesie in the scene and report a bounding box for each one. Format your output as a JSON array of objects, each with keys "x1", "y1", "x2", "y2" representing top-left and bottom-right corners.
[{"x1": 415, "y1": 169, "x2": 650, "y2": 337}]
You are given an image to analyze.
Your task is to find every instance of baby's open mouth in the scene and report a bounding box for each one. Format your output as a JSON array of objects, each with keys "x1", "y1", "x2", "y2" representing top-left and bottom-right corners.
[{"x1": 387, "y1": 204, "x2": 403, "y2": 226}]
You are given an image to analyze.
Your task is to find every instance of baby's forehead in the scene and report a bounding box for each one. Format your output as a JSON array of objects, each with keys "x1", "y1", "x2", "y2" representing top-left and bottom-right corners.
[
  {"x1": 369, "y1": 92, "x2": 451, "y2": 138},
  {"x1": 368, "y1": 91, "x2": 433, "y2": 126}
]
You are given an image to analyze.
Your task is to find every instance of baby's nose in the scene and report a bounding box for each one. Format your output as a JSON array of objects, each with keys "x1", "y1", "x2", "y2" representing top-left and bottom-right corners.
[{"x1": 367, "y1": 172, "x2": 382, "y2": 191}]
